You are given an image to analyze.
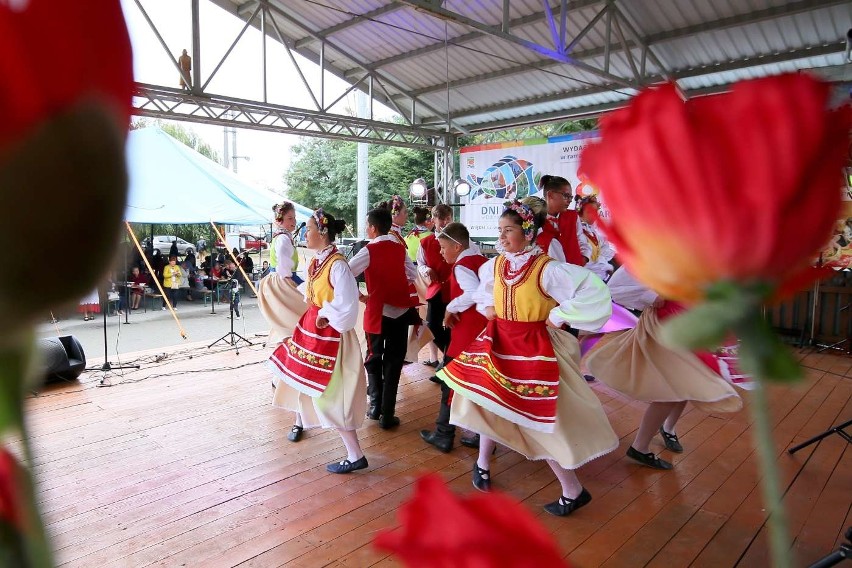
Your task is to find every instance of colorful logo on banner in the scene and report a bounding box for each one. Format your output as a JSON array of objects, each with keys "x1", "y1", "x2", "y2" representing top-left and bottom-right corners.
[{"x1": 466, "y1": 155, "x2": 538, "y2": 200}]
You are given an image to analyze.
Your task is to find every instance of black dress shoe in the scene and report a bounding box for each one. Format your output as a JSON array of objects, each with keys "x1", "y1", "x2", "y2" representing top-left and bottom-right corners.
[
  {"x1": 460, "y1": 434, "x2": 480, "y2": 449},
  {"x1": 428, "y1": 375, "x2": 443, "y2": 384},
  {"x1": 423, "y1": 360, "x2": 439, "y2": 368},
  {"x1": 626, "y1": 446, "x2": 673, "y2": 470},
  {"x1": 379, "y1": 415, "x2": 400, "y2": 429},
  {"x1": 287, "y1": 425, "x2": 303, "y2": 442},
  {"x1": 659, "y1": 426, "x2": 684, "y2": 453},
  {"x1": 366, "y1": 406, "x2": 380, "y2": 420},
  {"x1": 420, "y1": 430, "x2": 453, "y2": 453},
  {"x1": 472, "y1": 463, "x2": 491, "y2": 492},
  {"x1": 326, "y1": 455, "x2": 368, "y2": 474},
  {"x1": 544, "y1": 488, "x2": 592, "y2": 517},
  {"x1": 583, "y1": 374, "x2": 596, "y2": 382}
]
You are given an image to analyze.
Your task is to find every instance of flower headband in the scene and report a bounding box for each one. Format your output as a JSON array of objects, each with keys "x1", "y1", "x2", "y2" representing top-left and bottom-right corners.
[
  {"x1": 391, "y1": 195, "x2": 405, "y2": 217},
  {"x1": 503, "y1": 200, "x2": 535, "y2": 239},
  {"x1": 313, "y1": 208, "x2": 329, "y2": 235}
]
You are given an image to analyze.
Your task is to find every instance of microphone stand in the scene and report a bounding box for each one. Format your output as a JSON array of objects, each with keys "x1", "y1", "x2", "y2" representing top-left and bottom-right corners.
[
  {"x1": 208, "y1": 279, "x2": 252, "y2": 354},
  {"x1": 86, "y1": 285, "x2": 139, "y2": 384}
]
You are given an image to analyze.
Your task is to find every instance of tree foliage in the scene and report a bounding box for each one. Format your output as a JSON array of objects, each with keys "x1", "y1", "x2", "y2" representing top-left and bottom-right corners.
[{"x1": 285, "y1": 139, "x2": 432, "y2": 224}]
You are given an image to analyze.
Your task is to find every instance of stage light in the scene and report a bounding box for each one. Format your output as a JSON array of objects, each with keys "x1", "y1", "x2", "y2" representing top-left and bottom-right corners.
[
  {"x1": 409, "y1": 178, "x2": 428, "y2": 198},
  {"x1": 453, "y1": 179, "x2": 471, "y2": 197}
]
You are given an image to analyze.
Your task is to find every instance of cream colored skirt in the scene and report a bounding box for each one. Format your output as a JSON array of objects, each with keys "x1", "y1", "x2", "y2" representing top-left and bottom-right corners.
[
  {"x1": 272, "y1": 329, "x2": 367, "y2": 430},
  {"x1": 585, "y1": 309, "x2": 742, "y2": 414},
  {"x1": 257, "y1": 273, "x2": 307, "y2": 344},
  {"x1": 450, "y1": 328, "x2": 619, "y2": 470}
]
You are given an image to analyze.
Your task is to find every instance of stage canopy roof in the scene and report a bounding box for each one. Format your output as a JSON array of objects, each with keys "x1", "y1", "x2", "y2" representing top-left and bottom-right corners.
[{"x1": 124, "y1": 127, "x2": 311, "y2": 225}]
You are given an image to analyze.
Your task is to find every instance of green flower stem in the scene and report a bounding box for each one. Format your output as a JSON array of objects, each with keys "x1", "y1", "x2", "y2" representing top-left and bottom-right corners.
[
  {"x1": 0, "y1": 337, "x2": 54, "y2": 567},
  {"x1": 748, "y1": 375, "x2": 792, "y2": 568}
]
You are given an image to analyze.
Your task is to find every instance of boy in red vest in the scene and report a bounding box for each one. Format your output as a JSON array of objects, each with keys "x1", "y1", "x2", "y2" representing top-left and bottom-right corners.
[
  {"x1": 416, "y1": 204, "x2": 454, "y2": 372},
  {"x1": 537, "y1": 175, "x2": 584, "y2": 266},
  {"x1": 420, "y1": 222, "x2": 488, "y2": 452},
  {"x1": 349, "y1": 207, "x2": 419, "y2": 429}
]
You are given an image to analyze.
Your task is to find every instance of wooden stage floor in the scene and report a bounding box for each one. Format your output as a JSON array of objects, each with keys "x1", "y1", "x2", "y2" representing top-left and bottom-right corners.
[{"x1": 22, "y1": 342, "x2": 851, "y2": 567}]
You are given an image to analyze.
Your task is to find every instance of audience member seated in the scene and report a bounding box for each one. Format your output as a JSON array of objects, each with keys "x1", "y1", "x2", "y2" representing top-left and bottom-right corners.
[{"x1": 128, "y1": 266, "x2": 148, "y2": 310}]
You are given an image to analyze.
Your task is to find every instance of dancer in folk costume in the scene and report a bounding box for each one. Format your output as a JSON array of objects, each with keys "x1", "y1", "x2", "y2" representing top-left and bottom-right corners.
[
  {"x1": 258, "y1": 201, "x2": 307, "y2": 345},
  {"x1": 378, "y1": 195, "x2": 428, "y2": 364},
  {"x1": 585, "y1": 266, "x2": 743, "y2": 469},
  {"x1": 380, "y1": 194, "x2": 409, "y2": 247},
  {"x1": 416, "y1": 204, "x2": 454, "y2": 371},
  {"x1": 535, "y1": 175, "x2": 585, "y2": 266},
  {"x1": 576, "y1": 195, "x2": 616, "y2": 281},
  {"x1": 269, "y1": 210, "x2": 369, "y2": 474},
  {"x1": 404, "y1": 206, "x2": 433, "y2": 261},
  {"x1": 420, "y1": 222, "x2": 488, "y2": 453},
  {"x1": 349, "y1": 207, "x2": 419, "y2": 429},
  {"x1": 438, "y1": 201, "x2": 619, "y2": 516}
]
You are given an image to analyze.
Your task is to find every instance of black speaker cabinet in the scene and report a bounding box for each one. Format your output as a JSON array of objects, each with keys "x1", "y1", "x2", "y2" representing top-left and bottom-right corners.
[{"x1": 37, "y1": 336, "x2": 86, "y2": 383}]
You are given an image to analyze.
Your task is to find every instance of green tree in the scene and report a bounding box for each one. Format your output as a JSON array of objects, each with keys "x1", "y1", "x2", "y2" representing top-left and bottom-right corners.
[{"x1": 284, "y1": 139, "x2": 433, "y2": 224}]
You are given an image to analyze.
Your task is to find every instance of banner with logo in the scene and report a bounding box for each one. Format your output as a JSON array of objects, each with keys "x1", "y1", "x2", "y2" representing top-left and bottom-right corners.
[{"x1": 458, "y1": 132, "x2": 600, "y2": 238}]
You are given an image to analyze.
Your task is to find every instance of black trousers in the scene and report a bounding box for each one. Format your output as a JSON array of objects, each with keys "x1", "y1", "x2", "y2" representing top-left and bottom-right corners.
[
  {"x1": 434, "y1": 355, "x2": 456, "y2": 438},
  {"x1": 364, "y1": 314, "x2": 409, "y2": 418},
  {"x1": 426, "y1": 296, "x2": 450, "y2": 354}
]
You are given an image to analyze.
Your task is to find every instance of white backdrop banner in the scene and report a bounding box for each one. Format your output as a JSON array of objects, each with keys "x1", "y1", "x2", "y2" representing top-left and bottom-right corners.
[{"x1": 458, "y1": 131, "x2": 600, "y2": 238}]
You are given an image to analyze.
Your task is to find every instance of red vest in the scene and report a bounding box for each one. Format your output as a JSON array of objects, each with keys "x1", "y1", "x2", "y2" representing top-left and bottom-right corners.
[
  {"x1": 446, "y1": 254, "x2": 489, "y2": 358},
  {"x1": 363, "y1": 240, "x2": 418, "y2": 334},
  {"x1": 543, "y1": 211, "x2": 584, "y2": 266},
  {"x1": 420, "y1": 233, "x2": 452, "y2": 302}
]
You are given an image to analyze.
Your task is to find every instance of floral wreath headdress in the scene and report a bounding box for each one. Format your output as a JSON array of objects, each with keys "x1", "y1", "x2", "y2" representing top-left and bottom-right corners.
[
  {"x1": 273, "y1": 201, "x2": 292, "y2": 223},
  {"x1": 391, "y1": 195, "x2": 405, "y2": 218},
  {"x1": 503, "y1": 200, "x2": 535, "y2": 239},
  {"x1": 313, "y1": 208, "x2": 329, "y2": 235}
]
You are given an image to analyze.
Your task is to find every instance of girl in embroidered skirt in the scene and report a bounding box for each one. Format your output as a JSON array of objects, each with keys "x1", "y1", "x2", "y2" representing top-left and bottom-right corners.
[
  {"x1": 585, "y1": 266, "x2": 743, "y2": 469},
  {"x1": 269, "y1": 210, "x2": 368, "y2": 474},
  {"x1": 258, "y1": 201, "x2": 307, "y2": 345},
  {"x1": 438, "y1": 200, "x2": 619, "y2": 516}
]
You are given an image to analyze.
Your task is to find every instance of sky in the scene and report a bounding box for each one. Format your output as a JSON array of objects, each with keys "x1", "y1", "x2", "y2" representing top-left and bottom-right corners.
[{"x1": 121, "y1": 0, "x2": 396, "y2": 194}]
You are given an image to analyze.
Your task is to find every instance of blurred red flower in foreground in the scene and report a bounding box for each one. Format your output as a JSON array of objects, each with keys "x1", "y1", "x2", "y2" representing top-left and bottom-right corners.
[
  {"x1": 580, "y1": 73, "x2": 850, "y2": 304},
  {"x1": 374, "y1": 475, "x2": 570, "y2": 568},
  {"x1": 0, "y1": 449, "x2": 23, "y2": 532},
  {"x1": 0, "y1": 0, "x2": 133, "y2": 329}
]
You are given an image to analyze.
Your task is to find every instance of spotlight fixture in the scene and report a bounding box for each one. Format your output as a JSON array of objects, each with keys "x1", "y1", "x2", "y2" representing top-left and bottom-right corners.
[
  {"x1": 409, "y1": 178, "x2": 428, "y2": 198},
  {"x1": 453, "y1": 179, "x2": 471, "y2": 197}
]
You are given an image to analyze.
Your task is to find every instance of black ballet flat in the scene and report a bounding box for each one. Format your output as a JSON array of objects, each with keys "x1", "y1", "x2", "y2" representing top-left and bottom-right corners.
[
  {"x1": 287, "y1": 425, "x2": 303, "y2": 442},
  {"x1": 326, "y1": 455, "x2": 368, "y2": 474},
  {"x1": 659, "y1": 426, "x2": 684, "y2": 453},
  {"x1": 423, "y1": 360, "x2": 439, "y2": 368},
  {"x1": 472, "y1": 463, "x2": 491, "y2": 492},
  {"x1": 428, "y1": 375, "x2": 443, "y2": 384},
  {"x1": 626, "y1": 446, "x2": 673, "y2": 470},
  {"x1": 544, "y1": 488, "x2": 592, "y2": 517}
]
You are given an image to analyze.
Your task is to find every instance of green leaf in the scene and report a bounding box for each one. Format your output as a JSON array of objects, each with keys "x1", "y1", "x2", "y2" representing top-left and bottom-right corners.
[
  {"x1": 735, "y1": 316, "x2": 802, "y2": 383},
  {"x1": 660, "y1": 301, "x2": 744, "y2": 350}
]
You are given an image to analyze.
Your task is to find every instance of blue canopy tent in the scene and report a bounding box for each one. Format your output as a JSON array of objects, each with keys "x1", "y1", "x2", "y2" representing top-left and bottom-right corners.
[{"x1": 124, "y1": 127, "x2": 311, "y2": 226}]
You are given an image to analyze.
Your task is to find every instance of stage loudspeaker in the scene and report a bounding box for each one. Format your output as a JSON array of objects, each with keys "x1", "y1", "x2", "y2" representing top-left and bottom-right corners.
[{"x1": 37, "y1": 336, "x2": 86, "y2": 383}]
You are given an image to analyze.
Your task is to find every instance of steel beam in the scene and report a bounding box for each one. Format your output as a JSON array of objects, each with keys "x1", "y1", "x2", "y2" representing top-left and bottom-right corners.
[
  {"x1": 132, "y1": 84, "x2": 446, "y2": 151},
  {"x1": 294, "y1": 4, "x2": 404, "y2": 49},
  {"x1": 403, "y1": 0, "x2": 847, "y2": 97}
]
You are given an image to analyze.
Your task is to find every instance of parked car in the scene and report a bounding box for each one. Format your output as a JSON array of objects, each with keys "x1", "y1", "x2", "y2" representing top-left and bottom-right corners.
[
  {"x1": 241, "y1": 233, "x2": 269, "y2": 252},
  {"x1": 143, "y1": 235, "x2": 195, "y2": 256}
]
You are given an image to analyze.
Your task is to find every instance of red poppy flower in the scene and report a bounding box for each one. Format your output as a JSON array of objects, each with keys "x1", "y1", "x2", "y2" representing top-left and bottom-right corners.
[
  {"x1": 580, "y1": 73, "x2": 850, "y2": 304},
  {"x1": 0, "y1": 0, "x2": 133, "y2": 327},
  {"x1": 0, "y1": 0, "x2": 132, "y2": 153},
  {"x1": 374, "y1": 474, "x2": 570, "y2": 568},
  {"x1": 0, "y1": 449, "x2": 23, "y2": 532}
]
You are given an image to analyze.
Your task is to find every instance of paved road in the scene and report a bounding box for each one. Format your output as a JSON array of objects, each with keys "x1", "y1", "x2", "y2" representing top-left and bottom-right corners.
[{"x1": 37, "y1": 293, "x2": 272, "y2": 362}]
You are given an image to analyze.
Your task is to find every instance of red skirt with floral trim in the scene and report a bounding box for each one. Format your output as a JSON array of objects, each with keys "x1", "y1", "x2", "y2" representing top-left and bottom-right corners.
[
  {"x1": 438, "y1": 318, "x2": 559, "y2": 433},
  {"x1": 269, "y1": 304, "x2": 341, "y2": 397}
]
